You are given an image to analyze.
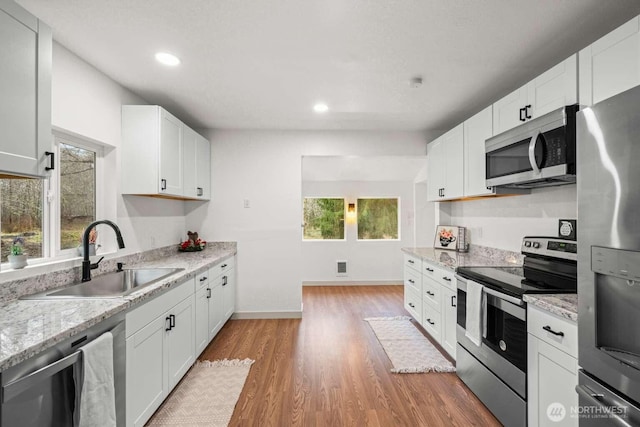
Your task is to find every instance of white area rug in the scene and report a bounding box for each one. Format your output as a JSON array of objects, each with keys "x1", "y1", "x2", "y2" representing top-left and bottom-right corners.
[
  {"x1": 146, "y1": 358, "x2": 254, "y2": 426},
  {"x1": 365, "y1": 316, "x2": 456, "y2": 373}
]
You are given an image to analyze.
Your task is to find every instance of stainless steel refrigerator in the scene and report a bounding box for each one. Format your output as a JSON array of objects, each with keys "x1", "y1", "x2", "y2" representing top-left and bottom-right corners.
[{"x1": 577, "y1": 85, "x2": 640, "y2": 426}]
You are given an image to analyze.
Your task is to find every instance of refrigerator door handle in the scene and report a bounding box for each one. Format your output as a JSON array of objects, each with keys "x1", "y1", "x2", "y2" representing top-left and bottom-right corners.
[{"x1": 575, "y1": 384, "x2": 634, "y2": 427}]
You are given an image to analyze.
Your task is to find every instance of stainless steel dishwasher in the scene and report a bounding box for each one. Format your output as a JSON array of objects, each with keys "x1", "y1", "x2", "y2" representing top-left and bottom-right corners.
[{"x1": 0, "y1": 312, "x2": 126, "y2": 426}]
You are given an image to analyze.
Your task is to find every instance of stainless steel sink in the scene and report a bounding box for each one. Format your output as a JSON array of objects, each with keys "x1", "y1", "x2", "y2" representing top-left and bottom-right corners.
[{"x1": 21, "y1": 267, "x2": 184, "y2": 300}]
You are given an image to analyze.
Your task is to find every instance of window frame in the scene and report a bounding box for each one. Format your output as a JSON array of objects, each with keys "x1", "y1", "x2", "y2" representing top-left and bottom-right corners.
[
  {"x1": 355, "y1": 197, "x2": 401, "y2": 242},
  {"x1": 302, "y1": 197, "x2": 346, "y2": 241}
]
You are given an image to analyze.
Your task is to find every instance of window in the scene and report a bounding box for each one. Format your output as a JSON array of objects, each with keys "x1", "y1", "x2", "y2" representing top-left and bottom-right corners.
[
  {"x1": 303, "y1": 198, "x2": 345, "y2": 240},
  {"x1": 357, "y1": 198, "x2": 399, "y2": 240},
  {"x1": 0, "y1": 134, "x2": 102, "y2": 267}
]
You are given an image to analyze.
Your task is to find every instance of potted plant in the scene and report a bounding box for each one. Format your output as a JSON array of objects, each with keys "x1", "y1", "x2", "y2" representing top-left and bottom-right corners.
[{"x1": 8, "y1": 237, "x2": 27, "y2": 269}]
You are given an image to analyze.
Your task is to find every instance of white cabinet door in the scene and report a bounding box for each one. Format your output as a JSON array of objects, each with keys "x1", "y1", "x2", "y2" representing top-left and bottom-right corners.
[
  {"x1": 442, "y1": 124, "x2": 464, "y2": 200},
  {"x1": 159, "y1": 109, "x2": 183, "y2": 196},
  {"x1": 464, "y1": 106, "x2": 494, "y2": 197},
  {"x1": 426, "y1": 136, "x2": 445, "y2": 201},
  {"x1": 579, "y1": 16, "x2": 640, "y2": 106},
  {"x1": 208, "y1": 281, "x2": 224, "y2": 339},
  {"x1": 194, "y1": 286, "x2": 209, "y2": 356},
  {"x1": 441, "y1": 287, "x2": 457, "y2": 359},
  {"x1": 126, "y1": 316, "x2": 168, "y2": 427},
  {"x1": 0, "y1": 3, "x2": 51, "y2": 178},
  {"x1": 528, "y1": 335, "x2": 578, "y2": 427},
  {"x1": 493, "y1": 85, "x2": 529, "y2": 135},
  {"x1": 196, "y1": 133, "x2": 211, "y2": 200},
  {"x1": 182, "y1": 126, "x2": 198, "y2": 199},
  {"x1": 166, "y1": 296, "x2": 195, "y2": 390},
  {"x1": 529, "y1": 54, "x2": 577, "y2": 118},
  {"x1": 222, "y1": 269, "x2": 236, "y2": 321}
]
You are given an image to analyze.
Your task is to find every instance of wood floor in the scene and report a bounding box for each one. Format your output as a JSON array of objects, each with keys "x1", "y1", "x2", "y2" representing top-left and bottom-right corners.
[{"x1": 199, "y1": 285, "x2": 500, "y2": 426}]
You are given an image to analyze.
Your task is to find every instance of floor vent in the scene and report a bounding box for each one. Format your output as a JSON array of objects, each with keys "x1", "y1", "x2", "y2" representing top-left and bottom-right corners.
[{"x1": 336, "y1": 260, "x2": 348, "y2": 277}]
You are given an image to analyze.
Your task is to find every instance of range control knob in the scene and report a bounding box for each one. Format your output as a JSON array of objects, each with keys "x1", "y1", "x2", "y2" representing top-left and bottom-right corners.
[
  {"x1": 533, "y1": 242, "x2": 541, "y2": 249},
  {"x1": 524, "y1": 241, "x2": 532, "y2": 248}
]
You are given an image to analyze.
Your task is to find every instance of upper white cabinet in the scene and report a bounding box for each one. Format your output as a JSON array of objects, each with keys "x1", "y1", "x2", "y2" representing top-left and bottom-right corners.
[
  {"x1": 579, "y1": 16, "x2": 640, "y2": 106},
  {"x1": 122, "y1": 105, "x2": 211, "y2": 200},
  {"x1": 493, "y1": 54, "x2": 577, "y2": 135},
  {"x1": 463, "y1": 106, "x2": 494, "y2": 197},
  {"x1": 427, "y1": 124, "x2": 464, "y2": 201},
  {"x1": 0, "y1": 1, "x2": 52, "y2": 178}
]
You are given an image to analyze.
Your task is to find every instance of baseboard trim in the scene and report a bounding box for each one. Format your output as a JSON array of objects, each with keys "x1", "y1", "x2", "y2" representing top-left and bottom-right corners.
[
  {"x1": 232, "y1": 310, "x2": 303, "y2": 320},
  {"x1": 302, "y1": 280, "x2": 402, "y2": 287}
]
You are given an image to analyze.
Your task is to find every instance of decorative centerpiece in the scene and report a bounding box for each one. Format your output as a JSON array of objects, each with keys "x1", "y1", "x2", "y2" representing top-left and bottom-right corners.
[
  {"x1": 8, "y1": 237, "x2": 28, "y2": 269},
  {"x1": 179, "y1": 231, "x2": 206, "y2": 252}
]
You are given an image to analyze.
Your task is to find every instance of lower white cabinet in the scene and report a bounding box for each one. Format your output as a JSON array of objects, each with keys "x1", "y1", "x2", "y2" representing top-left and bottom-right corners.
[
  {"x1": 440, "y1": 286, "x2": 457, "y2": 359},
  {"x1": 527, "y1": 306, "x2": 578, "y2": 427},
  {"x1": 222, "y1": 267, "x2": 236, "y2": 321},
  {"x1": 126, "y1": 278, "x2": 195, "y2": 427}
]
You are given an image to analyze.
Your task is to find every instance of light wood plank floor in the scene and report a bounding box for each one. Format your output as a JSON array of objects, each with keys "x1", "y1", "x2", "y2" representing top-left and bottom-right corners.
[{"x1": 199, "y1": 285, "x2": 500, "y2": 426}]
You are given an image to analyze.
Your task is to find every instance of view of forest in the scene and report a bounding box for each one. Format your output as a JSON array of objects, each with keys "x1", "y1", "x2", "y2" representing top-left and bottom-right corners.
[
  {"x1": 303, "y1": 198, "x2": 345, "y2": 240},
  {"x1": 357, "y1": 198, "x2": 398, "y2": 240},
  {"x1": 0, "y1": 143, "x2": 95, "y2": 262}
]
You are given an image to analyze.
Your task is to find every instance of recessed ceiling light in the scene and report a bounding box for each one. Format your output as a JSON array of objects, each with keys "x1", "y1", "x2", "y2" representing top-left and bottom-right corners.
[
  {"x1": 155, "y1": 52, "x2": 181, "y2": 66},
  {"x1": 313, "y1": 103, "x2": 329, "y2": 113}
]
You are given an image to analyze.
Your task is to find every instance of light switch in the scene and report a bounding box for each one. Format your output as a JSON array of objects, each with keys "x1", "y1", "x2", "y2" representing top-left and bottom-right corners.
[{"x1": 243, "y1": 199, "x2": 250, "y2": 208}]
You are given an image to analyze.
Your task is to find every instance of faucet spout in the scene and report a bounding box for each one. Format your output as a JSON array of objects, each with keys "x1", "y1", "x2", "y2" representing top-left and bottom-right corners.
[{"x1": 81, "y1": 220, "x2": 125, "y2": 282}]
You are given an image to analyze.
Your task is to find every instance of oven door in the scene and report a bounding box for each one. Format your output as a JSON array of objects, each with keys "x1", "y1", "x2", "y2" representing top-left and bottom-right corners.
[{"x1": 456, "y1": 276, "x2": 527, "y2": 398}]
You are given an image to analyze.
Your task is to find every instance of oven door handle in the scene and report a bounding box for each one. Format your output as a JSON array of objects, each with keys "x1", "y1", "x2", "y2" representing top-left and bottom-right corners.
[
  {"x1": 483, "y1": 286, "x2": 524, "y2": 306},
  {"x1": 575, "y1": 385, "x2": 635, "y2": 427},
  {"x1": 528, "y1": 130, "x2": 541, "y2": 175},
  {"x1": 2, "y1": 350, "x2": 82, "y2": 403}
]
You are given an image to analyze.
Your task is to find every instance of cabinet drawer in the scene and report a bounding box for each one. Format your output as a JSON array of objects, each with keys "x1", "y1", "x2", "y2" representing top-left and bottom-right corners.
[
  {"x1": 528, "y1": 306, "x2": 578, "y2": 358},
  {"x1": 404, "y1": 286, "x2": 422, "y2": 324},
  {"x1": 422, "y1": 304, "x2": 442, "y2": 343},
  {"x1": 422, "y1": 277, "x2": 441, "y2": 311},
  {"x1": 404, "y1": 268, "x2": 421, "y2": 294},
  {"x1": 195, "y1": 270, "x2": 209, "y2": 288},
  {"x1": 211, "y1": 256, "x2": 235, "y2": 278},
  {"x1": 423, "y1": 262, "x2": 456, "y2": 291},
  {"x1": 404, "y1": 254, "x2": 422, "y2": 273}
]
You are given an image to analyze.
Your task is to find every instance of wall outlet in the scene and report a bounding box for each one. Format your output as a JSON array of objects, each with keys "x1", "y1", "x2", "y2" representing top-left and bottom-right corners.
[{"x1": 243, "y1": 199, "x2": 250, "y2": 208}]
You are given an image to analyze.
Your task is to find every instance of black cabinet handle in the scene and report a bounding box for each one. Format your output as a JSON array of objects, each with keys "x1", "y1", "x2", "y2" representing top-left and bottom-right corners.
[
  {"x1": 443, "y1": 277, "x2": 452, "y2": 282},
  {"x1": 200, "y1": 276, "x2": 207, "y2": 282},
  {"x1": 221, "y1": 264, "x2": 228, "y2": 268},
  {"x1": 441, "y1": 188, "x2": 445, "y2": 198},
  {"x1": 543, "y1": 325, "x2": 564, "y2": 337},
  {"x1": 451, "y1": 295, "x2": 457, "y2": 307},
  {"x1": 425, "y1": 267, "x2": 434, "y2": 272},
  {"x1": 408, "y1": 259, "x2": 414, "y2": 264},
  {"x1": 45, "y1": 151, "x2": 55, "y2": 171},
  {"x1": 525, "y1": 104, "x2": 532, "y2": 119},
  {"x1": 169, "y1": 314, "x2": 176, "y2": 328},
  {"x1": 409, "y1": 302, "x2": 415, "y2": 308},
  {"x1": 161, "y1": 179, "x2": 167, "y2": 190},
  {"x1": 427, "y1": 319, "x2": 435, "y2": 325},
  {"x1": 426, "y1": 291, "x2": 435, "y2": 296},
  {"x1": 408, "y1": 279, "x2": 415, "y2": 284},
  {"x1": 222, "y1": 275, "x2": 228, "y2": 286},
  {"x1": 206, "y1": 288, "x2": 211, "y2": 298},
  {"x1": 197, "y1": 187, "x2": 203, "y2": 196},
  {"x1": 165, "y1": 316, "x2": 172, "y2": 331},
  {"x1": 519, "y1": 107, "x2": 526, "y2": 122}
]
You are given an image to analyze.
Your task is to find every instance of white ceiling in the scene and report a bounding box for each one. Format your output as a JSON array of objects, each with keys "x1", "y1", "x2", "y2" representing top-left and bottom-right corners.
[
  {"x1": 302, "y1": 156, "x2": 426, "y2": 182},
  {"x1": 16, "y1": 0, "x2": 640, "y2": 132}
]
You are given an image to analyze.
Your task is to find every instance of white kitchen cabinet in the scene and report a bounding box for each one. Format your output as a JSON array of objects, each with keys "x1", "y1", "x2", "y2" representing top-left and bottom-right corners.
[
  {"x1": 463, "y1": 106, "x2": 495, "y2": 197},
  {"x1": 421, "y1": 303, "x2": 441, "y2": 343},
  {"x1": 527, "y1": 306, "x2": 578, "y2": 427},
  {"x1": 194, "y1": 285, "x2": 209, "y2": 355},
  {"x1": 126, "y1": 278, "x2": 195, "y2": 427},
  {"x1": 0, "y1": 2, "x2": 52, "y2": 178},
  {"x1": 183, "y1": 126, "x2": 211, "y2": 200},
  {"x1": 440, "y1": 286, "x2": 457, "y2": 359},
  {"x1": 208, "y1": 279, "x2": 224, "y2": 338},
  {"x1": 404, "y1": 255, "x2": 423, "y2": 324},
  {"x1": 579, "y1": 15, "x2": 640, "y2": 106},
  {"x1": 493, "y1": 54, "x2": 577, "y2": 135},
  {"x1": 427, "y1": 123, "x2": 464, "y2": 201},
  {"x1": 222, "y1": 267, "x2": 236, "y2": 321}
]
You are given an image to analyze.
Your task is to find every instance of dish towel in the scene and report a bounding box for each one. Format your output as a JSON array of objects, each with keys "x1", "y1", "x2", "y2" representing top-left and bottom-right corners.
[
  {"x1": 464, "y1": 280, "x2": 486, "y2": 347},
  {"x1": 76, "y1": 331, "x2": 117, "y2": 427}
]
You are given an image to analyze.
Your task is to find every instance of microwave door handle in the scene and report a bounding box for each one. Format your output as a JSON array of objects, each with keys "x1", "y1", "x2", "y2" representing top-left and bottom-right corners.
[
  {"x1": 575, "y1": 385, "x2": 635, "y2": 427},
  {"x1": 528, "y1": 130, "x2": 541, "y2": 175}
]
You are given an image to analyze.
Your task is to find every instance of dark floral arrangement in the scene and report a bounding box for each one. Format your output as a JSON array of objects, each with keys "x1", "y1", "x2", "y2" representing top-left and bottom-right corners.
[{"x1": 179, "y1": 231, "x2": 206, "y2": 252}]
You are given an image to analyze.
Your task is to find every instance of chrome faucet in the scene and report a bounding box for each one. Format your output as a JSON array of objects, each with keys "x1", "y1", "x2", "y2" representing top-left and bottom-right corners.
[{"x1": 81, "y1": 220, "x2": 125, "y2": 282}]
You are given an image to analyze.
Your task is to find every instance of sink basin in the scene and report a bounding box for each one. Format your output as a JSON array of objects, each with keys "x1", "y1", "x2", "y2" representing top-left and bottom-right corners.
[{"x1": 21, "y1": 268, "x2": 184, "y2": 300}]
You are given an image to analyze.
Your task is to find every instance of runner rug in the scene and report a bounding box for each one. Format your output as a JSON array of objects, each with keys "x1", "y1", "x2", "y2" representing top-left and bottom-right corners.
[
  {"x1": 147, "y1": 358, "x2": 255, "y2": 426},
  {"x1": 365, "y1": 316, "x2": 456, "y2": 373}
]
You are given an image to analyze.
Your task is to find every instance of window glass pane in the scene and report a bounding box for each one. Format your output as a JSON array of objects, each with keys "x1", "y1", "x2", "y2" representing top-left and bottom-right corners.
[
  {"x1": 0, "y1": 179, "x2": 44, "y2": 262},
  {"x1": 303, "y1": 198, "x2": 344, "y2": 240},
  {"x1": 60, "y1": 143, "x2": 96, "y2": 250},
  {"x1": 357, "y1": 198, "x2": 399, "y2": 240}
]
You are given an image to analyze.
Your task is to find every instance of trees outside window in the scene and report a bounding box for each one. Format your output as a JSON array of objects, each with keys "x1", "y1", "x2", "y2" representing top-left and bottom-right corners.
[
  {"x1": 303, "y1": 198, "x2": 345, "y2": 240},
  {"x1": 0, "y1": 179, "x2": 44, "y2": 262},
  {"x1": 357, "y1": 198, "x2": 399, "y2": 240}
]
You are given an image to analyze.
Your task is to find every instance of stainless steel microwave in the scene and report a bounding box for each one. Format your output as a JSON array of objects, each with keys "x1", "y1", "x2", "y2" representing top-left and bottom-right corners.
[{"x1": 485, "y1": 105, "x2": 578, "y2": 189}]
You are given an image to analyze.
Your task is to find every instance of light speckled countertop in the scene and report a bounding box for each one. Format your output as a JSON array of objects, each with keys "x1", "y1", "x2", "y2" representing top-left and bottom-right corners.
[
  {"x1": 0, "y1": 245, "x2": 236, "y2": 371},
  {"x1": 523, "y1": 294, "x2": 578, "y2": 322},
  {"x1": 402, "y1": 245, "x2": 523, "y2": 270}
]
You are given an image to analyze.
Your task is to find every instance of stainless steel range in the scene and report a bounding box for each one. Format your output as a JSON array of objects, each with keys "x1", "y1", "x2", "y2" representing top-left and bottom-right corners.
[{"x1": 455, "y1": 236, "x2": 577, "y2": 427}]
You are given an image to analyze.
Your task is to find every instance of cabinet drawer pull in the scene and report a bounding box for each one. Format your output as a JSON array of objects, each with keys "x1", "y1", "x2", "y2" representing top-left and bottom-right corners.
[
  {"x1": 425, "y1": 267, "x2": 434, "y2": 272},
  {"x1": 408, "y1": 303, "x2": 415, "y2": 308},
  {"x1": 543, "y1": 325, "x2": 564, "y2": 337},
  {"x1": 160, "y1": 179, "x2": 167, "y2": 190},
  {"x1": 525, "y1": 104, "x2": 532, "y2": 119},
  {"x1": 408, "y1": 279, "x2": 415, "y2": 284},
  {"x1": 169, "y1": 314, "x2": 176, "y2": 328},
  {"x1": 200, "y1": 276, "x2": 207, "y2": 282},
  {"x1": 165, "y1": 316, "x2": 172, "y2": 331},
  {"x1": 222, "y1": 275, "x2": 228, "y2": 286},
  {"x1": 408, "y1": 260, "x2": 414, "y2": 264},
  {"x1": 426, "y1": 291, "x2": 435, "y2": 296},
  {"x1": 206, "y1": 288, "x2": 211, "y2": 298},
  {"x1": 221, "y1": 264, "x2": 228, "y2": 268},
  {"x1": 426, "y1": 319, "x2": 435, "y2": 325},
  {"x1": 442, "y1": 277, "x2": 452, "y2": 282},
  {"x1": 519, "y1": 107, "x2": 526, "y2": 122},
  {"x1": 45, "y1": 151, "x2": 55, "y2": 171},
  {"x1": 197, "y1": 187, "x2": 203, "y2": 197},
  {"x1": 451, "y1": 295, "x2": 457, "y2": 307}
]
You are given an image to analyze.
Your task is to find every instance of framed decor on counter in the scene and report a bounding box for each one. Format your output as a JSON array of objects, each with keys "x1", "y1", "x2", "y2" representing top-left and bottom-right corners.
[{"x1": 434, "y1": 225, "x2": 459, "y2": 250}]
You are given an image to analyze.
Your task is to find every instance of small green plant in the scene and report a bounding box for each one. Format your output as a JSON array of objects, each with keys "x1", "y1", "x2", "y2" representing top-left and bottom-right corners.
[{"x1": 11, "y1": 237, "x2": 25, "y2": 256}]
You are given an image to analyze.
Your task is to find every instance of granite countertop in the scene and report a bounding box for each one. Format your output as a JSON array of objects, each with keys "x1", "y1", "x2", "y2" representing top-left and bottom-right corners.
[
  {"x1": 402, "y1": 245, "x2": 523, "y2": 270},
  {"x1": 0, "y1": 245, "x2": 236, "y2": 371},
  {"x1": 523, "y1": 294, "x2": 578, "y2": 322}
]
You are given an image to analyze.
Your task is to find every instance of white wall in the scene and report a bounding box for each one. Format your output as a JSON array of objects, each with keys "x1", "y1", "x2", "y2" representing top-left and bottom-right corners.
[
  {"x1": 186, "y1": 130, "x2": 430, "y2": 316},
  {"x1": 301, "y1": 180, "x2": 413, "y2": 282},
  {"x1": 441, "y1": 185, "x2": 577, "y2": 252},
  {"x1": 52, "y1": 42, "x2": 186, "y2": 253}
]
